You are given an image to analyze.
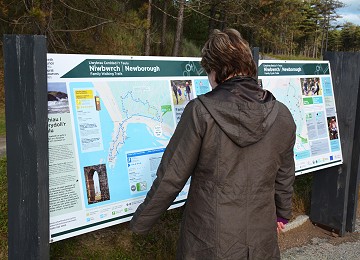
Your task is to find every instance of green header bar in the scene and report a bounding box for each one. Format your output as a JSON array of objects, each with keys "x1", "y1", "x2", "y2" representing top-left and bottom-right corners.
[
  {"x1": 258, "y1": 63, "x2": 330, "y2": 76},
  {"x1": 61, "y1": 59, "x2": 206, "y2": 78}
]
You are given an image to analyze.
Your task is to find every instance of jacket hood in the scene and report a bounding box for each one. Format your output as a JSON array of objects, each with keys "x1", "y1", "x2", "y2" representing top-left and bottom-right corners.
[{"x1": 198, "y1": 76, "x2": 279, "y2": 147}]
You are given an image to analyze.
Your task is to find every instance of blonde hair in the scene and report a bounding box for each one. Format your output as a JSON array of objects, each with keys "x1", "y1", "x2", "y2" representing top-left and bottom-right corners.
[{"x1": 201, "y1": 28, "x2": 257, "y2": 84}]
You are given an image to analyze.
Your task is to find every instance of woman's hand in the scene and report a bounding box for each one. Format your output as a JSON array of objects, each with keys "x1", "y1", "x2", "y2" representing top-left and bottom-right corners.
[{"x1": 277, "y1": 221, "x2": 285, "y2": 234}]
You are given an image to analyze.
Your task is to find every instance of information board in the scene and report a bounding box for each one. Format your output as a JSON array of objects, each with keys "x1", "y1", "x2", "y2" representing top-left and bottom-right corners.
[
  {"x1": 47, "y1": 54, "x2": 210, "y2": 242},
  {"x1": 258, "y1": 60, "x2": 343, "y2": 175}
]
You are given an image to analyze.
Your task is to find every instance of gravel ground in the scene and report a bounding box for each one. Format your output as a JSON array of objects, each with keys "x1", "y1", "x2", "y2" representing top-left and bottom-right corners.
[{"x1": 281, "y1": 218, "x2": 360, "y2": 260}]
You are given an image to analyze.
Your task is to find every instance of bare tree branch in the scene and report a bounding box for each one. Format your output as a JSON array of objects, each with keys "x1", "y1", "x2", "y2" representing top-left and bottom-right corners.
[
  {"x1": 59, "y1": 0, "x2": 110, "y2": 21},
  {"x1": 151, "y1": 2, "x2": 178, "y2": 20},
  {"x1": 54, "y1": 20, "x2": 113, "y2": 32},
  {"x1": 0, "y1": 17, "x2": 15, "y2": 24},
  {"x1": 187, "y1": 4, "x2": 224, "y2": 23}
]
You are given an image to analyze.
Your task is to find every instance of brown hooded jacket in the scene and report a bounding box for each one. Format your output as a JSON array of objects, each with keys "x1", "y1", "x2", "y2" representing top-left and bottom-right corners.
[{"x1": 130, "y1": 76, "x2": 296, "y2": 259}]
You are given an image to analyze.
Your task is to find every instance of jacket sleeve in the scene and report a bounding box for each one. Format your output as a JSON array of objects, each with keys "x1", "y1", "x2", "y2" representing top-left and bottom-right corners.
[
  {"x1": 130, "y1": 100, "x2": 203, "y2": 234},
  {"x1": 275, "y1": 130, "x2": 296, "y2": 220}
]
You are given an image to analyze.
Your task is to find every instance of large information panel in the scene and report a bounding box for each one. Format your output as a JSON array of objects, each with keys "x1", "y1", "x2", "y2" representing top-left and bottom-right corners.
[
  {"x1": 258, "y1": 60, "x2": 343, "y2": 175},
  {"x1": 47, "y1": 54, "x2": 210, "y2": 242}
]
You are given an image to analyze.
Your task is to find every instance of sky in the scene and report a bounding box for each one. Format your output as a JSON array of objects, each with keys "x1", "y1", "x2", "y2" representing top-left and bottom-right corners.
[{"x1": 335, "y1": 0, "x2": 360, "y2": 26}]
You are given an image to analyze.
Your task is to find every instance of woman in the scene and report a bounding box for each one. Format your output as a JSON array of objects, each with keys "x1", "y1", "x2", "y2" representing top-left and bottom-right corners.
[{"x1": 130, "y1": 28, "x2": 296, "y2": 259}]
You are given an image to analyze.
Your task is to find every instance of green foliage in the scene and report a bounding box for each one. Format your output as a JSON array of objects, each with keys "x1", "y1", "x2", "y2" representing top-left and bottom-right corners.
[
  {"x1": 327, "y1": 29, "x2": 342, "y2": 51},
  {"x1": 0, "y1": 157, "x2": 7, "y2": 260},
  {"x1": 0, "y1": 61, "x2": 3, "y2": 107},
  {"x1": 183, "y1": 6, "x2": 209, "y2": 47},
  {"x1": 341, "y1": 22, "x2": 360, "y2": 51},
  {"x1": 152, "y1": 30, "x2": 175, "y2": 56},
  {"x1": 181, "y1": 38, "x2": 201, "y2": 57},
  {"x1": 28, "y1": 7, "x2": 46, "y2": 24},
  {"x1": 255, "y1": 0, "x2": 305, "y2": 55},
  {"x1": 0, "y1": 107, "x2": 5, "y2": 137},
  {"x1": 265, "y1": 53, "x2": 318, "y2": 60},
  {"x1": 326, "y1": 22, "x2": 360, "y2": 52},
  {"x1": 292, "y1": 174, "x2": 313, "y2": 216},
  {"x1": 0, "y1": 0, "x2": 358, "y2": 57},
  {"x1": 92, "y1": 14, "x2": 147, "y2": 56},
  {"x1": 0, "y1": 62, "x2": 5, "y2": 137}
]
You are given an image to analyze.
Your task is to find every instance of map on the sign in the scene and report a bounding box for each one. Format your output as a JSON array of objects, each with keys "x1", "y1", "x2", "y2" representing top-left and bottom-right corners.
[
  {"x1": 258, "y1": 61, "x2": 343, "y2": 175},
  {"x1": 261, "y1": 78, "x2": 311, "y2": 161},
  {"x1": 70, "y1": 80, "x2": 175, "y2": 206}
]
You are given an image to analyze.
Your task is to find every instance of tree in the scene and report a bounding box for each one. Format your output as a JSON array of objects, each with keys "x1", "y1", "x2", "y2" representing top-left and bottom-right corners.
[
  {"x1": 341, "y1": 22, "x2": 360, "y2": 52},
  {"x1": 327, "y1": 27, "x2": 342, "y2": 51},
  {"x1": 172, "y1": 0, "x2": 185, "y2": 56},
  {"x1": 0, "y1": 0, "x2": 356, "y2": 57},
  {"x1": 160, "y1": 0, "x2": 170, "y2": 55},
  {"x1": 253, "y1": 0, "x2": 305, "y2": 55},
  {"x1": 316, "y1": 0, "x2": 344, "y2": 55},
  {"x1": 145, "y1": 0, "x2": 152, "y2": 55}
]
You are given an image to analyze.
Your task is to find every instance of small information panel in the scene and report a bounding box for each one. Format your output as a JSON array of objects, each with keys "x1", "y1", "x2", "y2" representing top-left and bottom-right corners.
[
  {"x1": 258, "y1": 60, "x2": 343, "y2": 175},
  {"x1": 47, "y1": 54, "x2": 210, "y2": 242}
]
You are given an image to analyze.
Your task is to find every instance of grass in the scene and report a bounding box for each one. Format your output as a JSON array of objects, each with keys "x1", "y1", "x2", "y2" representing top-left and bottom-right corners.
[
  {"x1": 0, "y1": 107, "x2": 5, "y2": 136},
  {"x1": 50, "y1": 208, "x2": 182, "y2": 259},
  {"x1": 0, "y1": 60, "x2": 4, "y2": 137},
  {"x1": 292, "y1": 174, "x2": 313, "y2": 217},
  {"x1": 0, "y1": 157, "x2": 7, "y2": 260},
  {"x1": 263, "y1": 53, "x2": 319, "y2": 60}
]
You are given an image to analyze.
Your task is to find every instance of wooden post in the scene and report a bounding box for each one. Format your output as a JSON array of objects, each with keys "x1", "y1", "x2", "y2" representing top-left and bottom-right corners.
[
  {"x1": 3, "y1": 35, "x2": 49, "y2": 259},
  {"x1": 252, "y1": 47, "x2": 260, "y2": 68},
  {"x1": 310, "y1": 52, "x2": 360, "y2": 236},
  {"x1": 345, "y1": 63, "x2": 360, "y2": 232},
  {"x1": 252, "y1": 47, "x2": 259, "y2": 81}
]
